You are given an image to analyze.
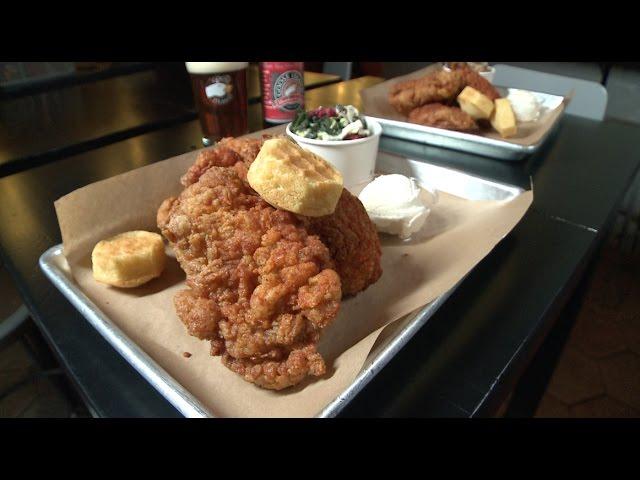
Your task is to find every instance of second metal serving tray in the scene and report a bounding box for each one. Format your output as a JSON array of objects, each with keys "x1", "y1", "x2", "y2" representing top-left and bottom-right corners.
[
  {"x1": 370, "y1": 87, "x2": 565, "y2": 161},
  {"x1": 39, "y1": 151, "x2": 525, "y2": 417}
]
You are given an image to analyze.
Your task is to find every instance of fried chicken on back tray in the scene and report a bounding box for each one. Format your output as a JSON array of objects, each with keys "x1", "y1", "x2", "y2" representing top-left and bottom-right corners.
[
  {"x1": 408, "y1": 103, "x2": 479, "y2": 132},
  {"x1": 455, "y1": 64, "x2": 501, "y2": 101},
  {"x1": 388, "y1": 70, "x2": 466, "y2": 116},
  {"x1": 158, "y1": 137, "x2": 382, "y2": 389},
  {"x1": 388, "y1": 67, "x2": 501, "y2": 116}
]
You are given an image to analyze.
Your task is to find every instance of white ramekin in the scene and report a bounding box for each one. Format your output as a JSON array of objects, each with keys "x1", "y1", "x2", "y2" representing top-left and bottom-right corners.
[
  {"x1": 442, "y1": 63, "x2": 496, "y2": 84},
  {"x1": 286, "y1": 117, "x2": 382, "y2": 190},
  {"x1": 479, "y1": 66, "x2": 496, "y2": 83}
]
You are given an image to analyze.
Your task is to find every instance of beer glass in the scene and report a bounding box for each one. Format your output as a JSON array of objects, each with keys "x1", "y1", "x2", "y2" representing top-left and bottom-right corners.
[{"x1": 185, "y1": 62, "x2": 249, "y2": 146}]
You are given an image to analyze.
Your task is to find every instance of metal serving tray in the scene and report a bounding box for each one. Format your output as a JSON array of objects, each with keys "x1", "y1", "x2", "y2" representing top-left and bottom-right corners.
[
  {"x1": 370, "y1": 87, "x2": 565, "y2": 161},
  {"x1": 39, "y1": 152, "x2": 525, "y2": 418}
]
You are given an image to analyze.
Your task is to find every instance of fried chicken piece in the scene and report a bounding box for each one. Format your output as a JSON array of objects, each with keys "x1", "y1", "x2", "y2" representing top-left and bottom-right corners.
[
  {"x1": 388, "y1": 70, "x2": 466, "y2": 115},
  {"x1": 174, "y1": 289, "x2": 226, "y2": 355},
  {"x1": 160, "y1": 163, "x2": 342, "y2": 390},
  {"x1": 222, "y1": 345, "x2": 325, "y2": 390},
  {"x1": 176, "y1": 135, "x2": 383, "y2": 296},
  {"x1": 181, "y1": 137, "x2": 264, "y2": 187},
  {"x1": 455, "y1": 64, "x2": 501, "y2": 101},
  {"x1": 157, "y1": 196, "x2": 176, "y2": 228},
  {"x1": 388, "y1": 67, "x2": 501, "y2": 116},
  {"x1": 159, "y1": 137, "x2": 383, "y2": 389},
  {"x1": 408, "y1": 103, "x2": 479, "y2": 132},
  {"x1": 303, "y1": 190, "x2": 382, "y2": 296}
]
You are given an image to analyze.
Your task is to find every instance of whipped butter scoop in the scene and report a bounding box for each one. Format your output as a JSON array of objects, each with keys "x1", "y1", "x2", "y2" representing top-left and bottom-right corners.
[
  {"x1": 358, "y1": 174, "x2": 437, "y2": 240},
  {"x1": 506, "y1": 90, "x2": 541, "y2": 123}
]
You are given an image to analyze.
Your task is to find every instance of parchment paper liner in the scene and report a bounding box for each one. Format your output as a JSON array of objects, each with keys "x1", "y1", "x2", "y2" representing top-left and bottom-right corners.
[{"x1": 54, "y1": 126, "x2": 532, "y2": 417}]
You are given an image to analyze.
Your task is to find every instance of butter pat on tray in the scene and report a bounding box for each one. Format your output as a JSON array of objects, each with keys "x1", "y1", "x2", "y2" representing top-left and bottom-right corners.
[
  {"x1": 247, "y1": 138, "x2": 344, "y2": 217},
  {"x1": 358, "y1": 174, "x2": 436, "y2": 240}
]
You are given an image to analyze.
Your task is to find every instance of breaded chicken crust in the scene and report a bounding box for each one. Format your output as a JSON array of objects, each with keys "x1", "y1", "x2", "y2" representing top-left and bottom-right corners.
[
  {"x1": 388, "y1": 66, "x2": 501, "y2": 117},
  {"x1": 303, "y1": 191, "x2": 382, "y2": 296},
  {"x1": 455, "y1": 64, "x2": 501, "y2": 101},
  {"x1": 408, "y1": 103, "x2": 479, "y2": 132},
  {"x1": 388, "y1": 70, "x2": 466, "y2": 115},
  {"x1": 181, "y1": 136, "x2": 382, "y2": 295},
  {"x1": 158, "y1": 137, "x2": 382, "y2": 389},
  {"x1": 159, "y1": 165, "x2": 341, "y2": 390}
]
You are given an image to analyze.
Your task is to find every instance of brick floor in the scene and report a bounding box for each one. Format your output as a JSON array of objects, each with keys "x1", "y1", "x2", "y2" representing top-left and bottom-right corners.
[
  {"x1": 532, "y1": 246, "x2": 640, "y2": 418},
  {"x1": 0, "y1": 340, "x2": 89, "y2": 418},
  {"x1": 534, "y1": 393, "x2": 570, "y2": 418},
  {"x1": 546, "y1": 347, "x2": 606, "y2": 404},
  {"x1": 1, "y1": 265, "x2": 91, "y2": 419},
  {"x1": 569, "y1": 395, "x2": 640, "y2": 418}
]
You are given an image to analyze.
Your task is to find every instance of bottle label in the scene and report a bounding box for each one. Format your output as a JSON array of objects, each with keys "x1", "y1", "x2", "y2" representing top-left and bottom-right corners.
[
  {"x1": 271, "y1": 70, "x2": 304, "y2": 111},
  {"x1": 260, "y1": 62, "x2": 305, "y2": 123}
]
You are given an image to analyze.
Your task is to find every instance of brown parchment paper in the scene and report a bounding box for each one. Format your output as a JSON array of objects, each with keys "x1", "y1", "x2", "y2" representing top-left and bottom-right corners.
[
  {"x1": 360, "y1": 63, "x2": 569, "y2": 147},
  {"x1": 54, "y1": 128, "x2": 533, "y2": 417}
]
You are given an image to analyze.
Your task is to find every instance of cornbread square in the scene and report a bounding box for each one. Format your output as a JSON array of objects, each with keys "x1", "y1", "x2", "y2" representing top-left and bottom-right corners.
[
  {"x1": 457, "y1": 86, "x2": 495, "y2": 120},
  {"x1": 247, "y1": 138, "x2": 344, "y2": 217},
  {"x1": 490, "y1": 98, "x2": 518, "y2": 138},
  {"x1": 92, "y1": 231, "x2": 166, "y2": 288}
]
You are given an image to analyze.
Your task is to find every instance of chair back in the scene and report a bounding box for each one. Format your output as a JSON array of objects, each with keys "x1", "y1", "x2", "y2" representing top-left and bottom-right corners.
[
  {"x1": 323, "y1": 62, "x2": 353, "y2": 81},
  {"x1": 493, "y1": 63, "x2": 608, "y2": 121}
]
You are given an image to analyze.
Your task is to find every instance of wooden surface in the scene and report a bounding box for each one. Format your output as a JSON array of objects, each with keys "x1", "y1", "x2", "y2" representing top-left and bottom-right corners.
[
  {"x1": 304, "y1": 76, "x2": 384, "y2": 110},
  {"x1": 0, "y1": 69, "x2": 194, "y2": 176},
  {"x1": 2, "y1": 112, "x2": 639, "y2": 416},
  {"x1": 246, "y1": 76, "x2": 385, "y2": 130},
  {"x1": 0, "y1": 62, "x2": 154, "y2": 99},
  {"x1": 0, "y1": 66, "x2": 343, "y2": 178},
  {"x1": 2, "y1": 74, "x2": 637, "y2": 417}
]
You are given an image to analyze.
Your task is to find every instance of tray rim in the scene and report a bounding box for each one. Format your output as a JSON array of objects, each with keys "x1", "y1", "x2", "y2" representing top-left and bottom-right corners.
[
  {"x1": 366, "y1": 85, "x2": 566, "y2": 161},
  {"x1": 317, "y1": 281, "x2": 462, "y2": 417},
  {"x1": 39, "y1": 244, "x2": 213, "y2": 418},
  {"x1": 39, "y1": 157, "x2": 528, "y2": 418},
  {"x1": 39, "y1": 243, "x2": 460, "y2": 418},
  {"x1": 372, "y1": 115, "x2": 537, "y2": 153}
]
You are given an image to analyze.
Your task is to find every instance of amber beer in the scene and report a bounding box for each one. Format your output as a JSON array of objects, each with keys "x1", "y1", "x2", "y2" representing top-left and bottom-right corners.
[{"x1": 185, "y1": 62, "x2": 249, "y2": 145}]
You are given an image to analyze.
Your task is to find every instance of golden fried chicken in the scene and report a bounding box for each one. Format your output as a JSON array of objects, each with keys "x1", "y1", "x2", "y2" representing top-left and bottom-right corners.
[
  {"x1": 180, "y1": 137, "x2": 264, "y2": 187},
  {"x1": 159, "y1": 165, "x2": 341, "y2": 390},
  {"x1": 303, "y1": 191, "x2": 382, "y2": 296},
  {"x1": 455, "y1": 64, "x2": 501, "y2": 101},
  {"x1": 408, "y1": 103, "x2": 479, "y2": 132},
  {"x1": 388, "y1": 66, "x2": 501, "y2": 117},
  {"x1": 158, "y1": 137, "x2": 382, "y2": 389},
  {"x1": 388, "y1": 70, "x2": 466, "y2": 115},
  {"x1": 181, "y1": 136, "x2": 382, "y2": 295}
]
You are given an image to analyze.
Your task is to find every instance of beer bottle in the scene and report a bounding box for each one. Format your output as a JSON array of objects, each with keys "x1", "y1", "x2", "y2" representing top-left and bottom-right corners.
[{"x1": 259, "y1": 62, "x2": 305, "y2": 125}]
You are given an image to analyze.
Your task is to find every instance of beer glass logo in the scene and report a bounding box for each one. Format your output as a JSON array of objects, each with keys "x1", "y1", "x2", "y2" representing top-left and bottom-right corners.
[
  {"x1": 205, "y1": 74, "x2": 233, "y2": 105},
  {"x1": 272, "y1": 70, "x2": 303, "y2": 111}
]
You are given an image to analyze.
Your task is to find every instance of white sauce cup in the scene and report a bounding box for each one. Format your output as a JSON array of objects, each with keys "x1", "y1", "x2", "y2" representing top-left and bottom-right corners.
[{"x1": 442, "y1": 63, "x2": 496, "y2": 84}]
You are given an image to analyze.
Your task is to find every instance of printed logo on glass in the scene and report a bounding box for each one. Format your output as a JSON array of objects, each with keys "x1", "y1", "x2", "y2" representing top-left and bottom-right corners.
[{"x1": 205, "y1": 74, "x2": 234, "y2": 105}]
